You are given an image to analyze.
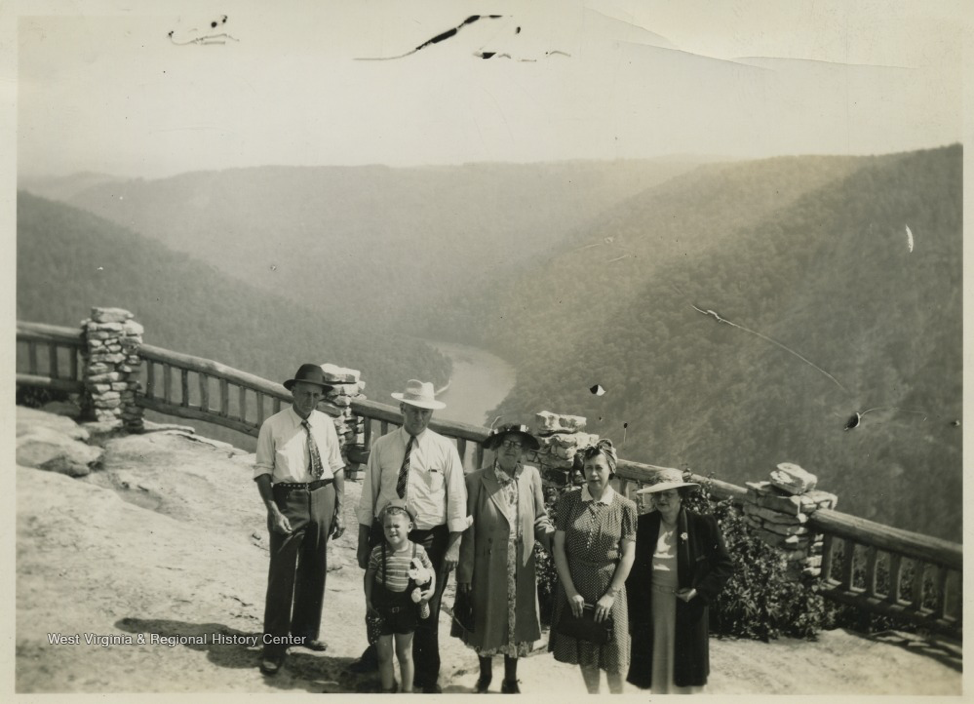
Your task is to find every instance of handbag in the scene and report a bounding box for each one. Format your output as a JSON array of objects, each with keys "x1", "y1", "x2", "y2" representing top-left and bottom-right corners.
[
  {"x1": 452, "y1": 588, "x2": 476, "y2": 634},
  {"x1": 555, "y1": 604, "x2": 613, "y2": 645}
]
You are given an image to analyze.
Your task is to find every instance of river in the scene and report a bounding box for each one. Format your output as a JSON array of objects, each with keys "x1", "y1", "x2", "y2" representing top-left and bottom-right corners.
[{"x1": 425, "y1": 340, "x2": 516, "y2": 428}]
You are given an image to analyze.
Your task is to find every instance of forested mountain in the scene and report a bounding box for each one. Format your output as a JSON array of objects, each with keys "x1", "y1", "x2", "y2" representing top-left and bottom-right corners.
[
  {"x1": 16, "y1": 192, "x2": 451, "y2": 409},
  {"x1": 479, "y1": 146, "x2": 962, "y2": 541},
  {"x1": 50, "y1": 161, "x2": 699, "y2": 336}
]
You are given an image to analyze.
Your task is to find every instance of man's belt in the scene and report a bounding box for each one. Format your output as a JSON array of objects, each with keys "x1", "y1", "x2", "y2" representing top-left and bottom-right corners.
[{"x1": 273, "y1": 478, "x2": 333, "y2": 491}]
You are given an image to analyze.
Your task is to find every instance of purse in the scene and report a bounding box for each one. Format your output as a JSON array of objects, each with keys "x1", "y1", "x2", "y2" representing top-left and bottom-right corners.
[
  {"x1": 555, "y1": 604, "x2": 613, "y2": 645},
  {"x1": 452, "y1": 588, "x2": 476, "y2": 634}
]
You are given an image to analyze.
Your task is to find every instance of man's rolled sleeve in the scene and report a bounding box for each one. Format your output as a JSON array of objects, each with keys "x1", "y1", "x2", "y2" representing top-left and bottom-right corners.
[
  {"x1": 444, "y1": 445, "x2": 468, "y2": 533},
  {"x1": 253, "y1": 420, "x2": 275, "y2": 480}
]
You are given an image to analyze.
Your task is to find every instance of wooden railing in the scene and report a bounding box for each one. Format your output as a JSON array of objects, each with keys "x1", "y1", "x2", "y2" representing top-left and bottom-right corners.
[
  {"x1": 15, "y1": 321, "x2": 86, "y2": 393},
  {"x1": 811, "y1": 509, "x2": 962, "y2": 633},
  {"x1": 14, "y1": 321, "x2": 962, "y2": 635}
]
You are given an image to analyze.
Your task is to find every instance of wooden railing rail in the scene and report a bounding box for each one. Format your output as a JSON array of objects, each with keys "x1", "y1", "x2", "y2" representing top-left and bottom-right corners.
[{"x1": 14, "y1": 322, "x2": 962, "y2": 634}]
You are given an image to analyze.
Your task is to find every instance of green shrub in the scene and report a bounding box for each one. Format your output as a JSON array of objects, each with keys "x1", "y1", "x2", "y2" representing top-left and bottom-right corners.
[{"x1": 708, "y1": 498, "x2": 831, "y2": 640}]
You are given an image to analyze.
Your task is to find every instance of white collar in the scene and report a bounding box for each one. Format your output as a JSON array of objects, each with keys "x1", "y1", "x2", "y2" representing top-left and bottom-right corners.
[
  {"x1": 288, "y1": 406, "x2": 315, "y2": 425},
  {"x1": 581, "y1": 483, "x2": 615, "y2": 505},
  {"x1": 399, "y1": 426, "x2": 427, "y2": 444}
]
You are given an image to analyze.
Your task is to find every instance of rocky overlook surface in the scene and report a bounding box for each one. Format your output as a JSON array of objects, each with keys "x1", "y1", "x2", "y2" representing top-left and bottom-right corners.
[{"x1": 15, "y1": 407, "x2": 961, "y2": 694}]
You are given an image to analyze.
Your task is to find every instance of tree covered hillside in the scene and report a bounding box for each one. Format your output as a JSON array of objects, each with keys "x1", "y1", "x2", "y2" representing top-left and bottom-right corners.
[
  {"x1": 56, "y1": 161, "x2": 698, "y2": 335},
  {"x1": 489, "y1": 146, "x2": 962, "y2": 541},
  {"x1": 17, "y1": 192, "x2": 451, "y2": 408}
]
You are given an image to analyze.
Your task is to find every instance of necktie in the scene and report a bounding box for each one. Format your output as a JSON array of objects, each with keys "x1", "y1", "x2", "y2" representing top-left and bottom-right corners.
[
  {"x1": 302, "y1": 419, "x2": 324, "y2": 480},
  {"x1": 397, "y1": 435, "x2": 415, "y2": 498}
]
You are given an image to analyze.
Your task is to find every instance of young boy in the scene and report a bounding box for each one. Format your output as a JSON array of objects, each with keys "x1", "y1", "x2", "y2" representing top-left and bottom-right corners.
[{"x1": 364, "y1": 499, "x2": 435, "y2": 693}]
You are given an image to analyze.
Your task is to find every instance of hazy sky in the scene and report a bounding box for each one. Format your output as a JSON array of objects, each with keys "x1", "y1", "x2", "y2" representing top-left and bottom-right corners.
[{"x1": 9, "y1": 0, "x2": 968, "y2": 180}]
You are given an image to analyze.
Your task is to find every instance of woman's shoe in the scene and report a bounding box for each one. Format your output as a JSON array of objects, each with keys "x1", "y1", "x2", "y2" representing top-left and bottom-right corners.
[
  {"x1": 475, "y1": 675, "x2": 492, "y2": 693},
  {"x1": 501, "y1": 679, "x2": 521, "y2": 694}
]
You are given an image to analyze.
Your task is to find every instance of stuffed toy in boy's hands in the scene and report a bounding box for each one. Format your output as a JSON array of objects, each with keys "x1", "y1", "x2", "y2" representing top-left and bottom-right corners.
[{"x1": 408, "y1": 557, "x2": 433, "y2": 619}]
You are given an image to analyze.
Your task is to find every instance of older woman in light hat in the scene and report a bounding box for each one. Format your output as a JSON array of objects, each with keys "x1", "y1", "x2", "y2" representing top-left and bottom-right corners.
[
  {"x1": 455, "y1": 424, "x2": 553, "y2": 694},
  {"x1": 626, "y1": 468, "x2": 733, "y2": 694}
]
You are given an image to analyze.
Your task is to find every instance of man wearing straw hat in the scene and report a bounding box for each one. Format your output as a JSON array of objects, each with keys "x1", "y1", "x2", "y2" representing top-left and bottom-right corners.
[
  {"x1": 355, "y1": 379, "x2": 467, "y2": 693},
  {"x1": 254, "y1": 364, "x2": 346, "y2": 676}
]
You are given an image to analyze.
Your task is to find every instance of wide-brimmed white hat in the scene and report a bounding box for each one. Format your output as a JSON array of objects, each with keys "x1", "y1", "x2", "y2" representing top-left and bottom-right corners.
[
  {"x1": 636, "y1": 467, "x2": 699, "y2": 494},
  {"x1": 391, "y1": 379, "x2": 446, "y2": 410}
]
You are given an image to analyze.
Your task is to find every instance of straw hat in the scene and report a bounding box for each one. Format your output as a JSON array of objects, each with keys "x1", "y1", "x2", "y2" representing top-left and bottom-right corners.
[
  {"x1": 636, "y1": 467, "x2": 699, "y2": 494},
  {"x1": 391, "y1": 379, "x2": 446, "y2": 410}
]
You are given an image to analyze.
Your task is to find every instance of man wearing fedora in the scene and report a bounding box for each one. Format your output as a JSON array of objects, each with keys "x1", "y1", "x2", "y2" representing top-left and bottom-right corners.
[
  {"x1": 254, "y1": 363, "x2": 346, "y2": 675},
  {"x1": 355, "y1": 379, "x2": 467, "y2": 693}
]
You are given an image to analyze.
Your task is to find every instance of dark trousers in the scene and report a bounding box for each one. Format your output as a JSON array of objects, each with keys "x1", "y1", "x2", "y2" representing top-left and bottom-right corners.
[
  {"x1": 366, "y1": 521, "x2": 450, "y2": 687},
  {"x1": 408, "y1": 524, "x2": 450, "y2": 688},
  {"x1": 262, "y1": 482, "x2": 335, "y2": 657}
]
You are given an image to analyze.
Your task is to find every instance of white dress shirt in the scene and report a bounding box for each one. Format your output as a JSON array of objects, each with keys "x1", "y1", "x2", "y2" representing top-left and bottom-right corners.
[
  {"x1": 357, "y1": 426, "x2": 467, "y2": 532},
  {"x1": 254, "y1": 406, "x2": 344, "y2": 483}
]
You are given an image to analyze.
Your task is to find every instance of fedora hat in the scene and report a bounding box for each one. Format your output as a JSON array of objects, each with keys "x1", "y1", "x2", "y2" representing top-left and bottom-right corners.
[
  {"x1": 483, "y1": 423, "x2": 540, "y2": 451},
  {"x1": 283, "y1": 363, "x2": 335, "y2": 392},
  {"x1": 391, "y1": 379, "x2": 446, "y2": 410},
  {"x1": 636, "y1": 467, "x2": 699, "y2": 494}
]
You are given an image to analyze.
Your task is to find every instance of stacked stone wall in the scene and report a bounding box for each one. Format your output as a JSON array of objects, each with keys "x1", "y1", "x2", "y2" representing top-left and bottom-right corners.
[
  {"x1": 81, "y1": 307, "x2": 144, "y2": 431},
  {"x1": 742, "y1": 462, "x2": 837, "y2": 579},
  {"x1": 320, "y1": 364, "x2": 367, "y2": 476}
]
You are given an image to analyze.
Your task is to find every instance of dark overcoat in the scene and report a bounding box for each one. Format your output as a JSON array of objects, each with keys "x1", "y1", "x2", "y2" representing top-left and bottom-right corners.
[
  {"x1": 453, "y1": 464, "x2": 553, "y2": 651},
  {"x1": 626, "y1": 507, "x2": 733, "y2": 689}
]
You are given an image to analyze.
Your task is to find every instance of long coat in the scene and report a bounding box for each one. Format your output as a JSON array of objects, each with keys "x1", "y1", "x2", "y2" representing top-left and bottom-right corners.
[
  {"x1": 626, "y1": 508, "x2": 733, "y2": 689},
  {"x1": 454, "y1": 464, "x2": 554, "y2": 652}
]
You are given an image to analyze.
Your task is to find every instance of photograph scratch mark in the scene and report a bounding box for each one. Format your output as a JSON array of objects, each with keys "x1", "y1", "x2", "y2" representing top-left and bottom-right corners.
[
  {"x1": 356, "y1": 15, "x2": 504, "y2": 61},
  {"x1": 688, "y1": 302, "x2": 848, "y2": 393},
  {"x1": 169, "y1": 16, "x2": 237, "y2": 46}
]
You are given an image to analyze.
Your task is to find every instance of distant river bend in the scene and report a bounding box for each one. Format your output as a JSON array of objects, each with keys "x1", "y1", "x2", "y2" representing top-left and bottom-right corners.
[{"x1": 425, "y1": 340, "x2": 516, "y2": 428}]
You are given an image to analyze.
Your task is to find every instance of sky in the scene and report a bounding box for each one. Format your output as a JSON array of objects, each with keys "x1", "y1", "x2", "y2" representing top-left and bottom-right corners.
[{"x1": 6, "y1": 0, "x2": 969, "y2": 181}]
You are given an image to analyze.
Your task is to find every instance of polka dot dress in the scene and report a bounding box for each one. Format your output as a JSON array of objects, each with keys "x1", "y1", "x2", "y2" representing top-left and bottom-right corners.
[{"x1": 548, "y1": 488, "x2": 637, "y2": 674}]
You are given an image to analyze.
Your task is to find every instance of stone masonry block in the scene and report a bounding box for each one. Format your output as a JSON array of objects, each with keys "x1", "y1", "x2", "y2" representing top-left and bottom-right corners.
[
  {"x1": 769, "y1": 462, "x2": 817, "y2": 495},
  {"x1": 320, "y1": 363, "x2": 360, "y2": 384},
  {"x1": 91, "y1": 307, "x2": 132, "y2": 324},
  {"x1": 742, "y1": 503, "x2": 809, "y2": 525},
  {"x1": 534, "y1": 410, "x2": 587, "y2": 435}
]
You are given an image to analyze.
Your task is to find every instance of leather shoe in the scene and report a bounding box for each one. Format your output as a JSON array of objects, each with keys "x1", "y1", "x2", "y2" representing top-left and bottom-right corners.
[
  {"x1": 501, "y1": 679, "x2": 521, "y2": 694},
  {"x1": 423, "y1": 683, "x2": 443, "y2": 694},
  {"x1": 259, "y1": 656, "x2": 284, "y2": 675},
  {"x1": 303, "y1": 639, "x2": 328, "y2": 652},
  {"x1": 475, "y1": 675, "x2": 492, "y2": 693}
]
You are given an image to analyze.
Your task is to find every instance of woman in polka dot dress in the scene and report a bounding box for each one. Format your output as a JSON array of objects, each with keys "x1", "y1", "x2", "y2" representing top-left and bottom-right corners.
[{"x1": 548, "y1": 440, "x2": 637, "y2": 694}]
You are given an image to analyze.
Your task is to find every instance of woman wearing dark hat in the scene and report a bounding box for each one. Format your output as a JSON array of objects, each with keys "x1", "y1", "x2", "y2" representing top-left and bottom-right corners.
[
  {"x1": 455, "y1": 424, "x2": 554, "y2": 694},
  {"x1": 548, "y1": 439, "x2": 637, "y2": 694},
  {"x1": 626, "y1": 468, "x2": 733, "y2": 694}
]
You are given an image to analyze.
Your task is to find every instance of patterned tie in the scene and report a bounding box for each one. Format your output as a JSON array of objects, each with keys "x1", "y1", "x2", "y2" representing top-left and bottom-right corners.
[
  {"x1": 302, "y1": 419, "x2": 324, "y2": 480},
  {"x1": 396, "y1": 435, "x2": 415, "y2": 498}
]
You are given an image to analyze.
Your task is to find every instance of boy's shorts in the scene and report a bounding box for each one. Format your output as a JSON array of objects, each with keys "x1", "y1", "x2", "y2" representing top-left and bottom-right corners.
[{"x1": 375, "y1": 603, "x2": 418, "y2": 636}]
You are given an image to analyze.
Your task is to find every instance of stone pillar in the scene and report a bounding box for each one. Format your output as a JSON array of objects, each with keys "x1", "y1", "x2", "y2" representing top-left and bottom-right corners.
[
  {"x1": 80, "y1": 307, "x2": 144, "y2": 432},
  {"x1": 524, "y1": 410, "x2": 599, "y2": 492},
  {"x1": 741, "y1": 462, "x2": 837, "y2": 580},
  {"x1": 320, "y1": 363, "x2": 367, "y2": 478}
]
